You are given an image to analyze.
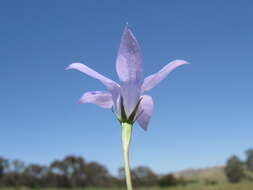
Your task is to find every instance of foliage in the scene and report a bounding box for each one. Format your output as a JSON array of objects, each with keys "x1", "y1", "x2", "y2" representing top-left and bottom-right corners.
[
  {"x1": 131, "y1": 166, "x2": 158, "y2": 187},
  {"x1": 0, "y1": 155, "x2": 116, "y2": 188},
  {"x1": 159, "y1": 173, "x2": 178, "y2": 187},
  {"x1": 225, "y1": 155, "x2": 244, "y2": 183},
  {"x1": 246, "y1": 149, "x2": 253, "y2": 172},
  {"x1": 1, "y1": 147, "x2": 253, "y2": 188}
]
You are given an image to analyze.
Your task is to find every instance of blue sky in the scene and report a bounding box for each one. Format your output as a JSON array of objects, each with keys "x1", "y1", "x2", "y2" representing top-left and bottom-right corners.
[{"x1": 0, "y1": 0, "x2": 253, "y2": 175}]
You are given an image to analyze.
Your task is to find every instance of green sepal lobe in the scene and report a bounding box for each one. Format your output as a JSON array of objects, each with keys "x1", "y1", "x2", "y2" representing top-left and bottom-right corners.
[
  {"x1": 120, "y1": 96, "x2": 127, "y2": 123},
  {"x1": 128, "y1": 97, "x2": 143, "y2": 124},
  {"x1": 119, "y1": 96, "x2": 143, "y2": 125}
]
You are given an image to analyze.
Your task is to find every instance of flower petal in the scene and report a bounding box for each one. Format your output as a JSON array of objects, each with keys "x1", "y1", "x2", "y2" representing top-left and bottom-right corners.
[
  {"x1": 137, "y1": 95, "x2": 154, "y2": 131},
  {"x1": 66, "y1": 63, "x2": 120, "y2": 90},
  {"x1": 79, "y1": 91, "x2": 113, "y2": 109},
  {"x1": 141, "y1": 60, "x2": 189, "y2": 93},
  {"x1": 115, "y1": 24, "x2": 143, "y2": 116},
  {"x1": 116, "y1": 24, "x2": 142, "y2": 83},
  {"x1": 66, "y1": 63, "x2": 120, "y2": 110},
  {"x1": 120, "y1": 82, "x2": 141, "y2": 116}
]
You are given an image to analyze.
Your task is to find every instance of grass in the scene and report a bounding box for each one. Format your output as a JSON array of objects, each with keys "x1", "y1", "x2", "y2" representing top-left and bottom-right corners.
[{"x1": 2, "y1": 182, "x2": 253, "y2": 190}]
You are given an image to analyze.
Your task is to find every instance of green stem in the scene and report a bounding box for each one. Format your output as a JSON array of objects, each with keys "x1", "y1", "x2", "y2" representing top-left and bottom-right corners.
[{"x1": 121, "y1": 122, "x2": 133, "y2": 190}]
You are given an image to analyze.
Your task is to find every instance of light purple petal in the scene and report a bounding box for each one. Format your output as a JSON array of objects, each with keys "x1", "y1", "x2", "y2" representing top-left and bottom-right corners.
[
  {"x1": 116, "y1": 24, "x2": 142, "y2": 83},
  {"x1": 137, "y1": 95, "x2": 154, "y2": 131},
  {"x1": 79, "y1": 91, "x2": 113, "y2": 109},
  {"x1": 120, "y1": 82, "x2": 141, "y2": 116},
  {"x1": 66, "y1": 63, "x2": 119, "y2": 90},
  {"x1": 66, "y1": 63, "x2": 120, "y2": 110},
  {"x1": 115, "y1": 24, "x2": 143, "y2": 115},
  {"x1": 141, "y1": 60, "x2": 189, "y2": 93}
]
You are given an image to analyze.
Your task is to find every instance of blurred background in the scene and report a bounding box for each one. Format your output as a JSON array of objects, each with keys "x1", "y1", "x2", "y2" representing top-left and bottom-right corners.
[{"x1": 0, "y1": 0, "x2": 252, "y2": 189}]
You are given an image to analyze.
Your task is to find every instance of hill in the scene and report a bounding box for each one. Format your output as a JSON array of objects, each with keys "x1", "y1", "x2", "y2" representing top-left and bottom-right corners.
[{"x1": 173, "y1": 165, "x2": 227, "y2": 184}]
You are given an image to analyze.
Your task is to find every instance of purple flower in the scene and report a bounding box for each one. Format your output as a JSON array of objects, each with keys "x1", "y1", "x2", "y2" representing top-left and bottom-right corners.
[{"x1": 66, "y1": 24, "x2": 188, "y2": 130}]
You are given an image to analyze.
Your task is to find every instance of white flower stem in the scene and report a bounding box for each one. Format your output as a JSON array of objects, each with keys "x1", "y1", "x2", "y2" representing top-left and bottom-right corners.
[{"x1": 121, "y1": 122, "x2": 133, "y2": 190}]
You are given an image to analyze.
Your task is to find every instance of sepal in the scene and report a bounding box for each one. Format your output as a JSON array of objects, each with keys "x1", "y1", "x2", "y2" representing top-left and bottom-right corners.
[{"x1": 119, "y1": 97, "x2": 143, "y2": 125}]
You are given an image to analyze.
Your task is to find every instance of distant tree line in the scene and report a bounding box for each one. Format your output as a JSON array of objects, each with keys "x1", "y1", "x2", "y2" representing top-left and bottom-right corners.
[
  {"x1": 0, "y1": 155, "x2": 191, "y2": 188},
  {"x1": 4, "y1": 148, "x2": 251, "y2": 188},
  {"x1": 0, "y1": 155, "x2": 117, "y2": 188},
  {"x1": 225, "y1": 148, "x2": 253, "y2": 183}
]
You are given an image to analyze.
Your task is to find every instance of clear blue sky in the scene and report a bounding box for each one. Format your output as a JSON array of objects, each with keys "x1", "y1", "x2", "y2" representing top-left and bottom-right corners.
[{"x1": 0, "y1": 0, "x2": 252, "y2": 175}]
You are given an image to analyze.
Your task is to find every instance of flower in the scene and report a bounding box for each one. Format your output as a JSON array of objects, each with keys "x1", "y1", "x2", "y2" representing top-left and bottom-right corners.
[{"x1": 66, "y1": 24, "x2": 188, "y2": 130}]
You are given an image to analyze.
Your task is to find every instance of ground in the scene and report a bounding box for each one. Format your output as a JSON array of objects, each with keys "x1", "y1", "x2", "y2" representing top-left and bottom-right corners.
[{"x1": 2, "y1": 182, "x2": 253, "y2": 190}]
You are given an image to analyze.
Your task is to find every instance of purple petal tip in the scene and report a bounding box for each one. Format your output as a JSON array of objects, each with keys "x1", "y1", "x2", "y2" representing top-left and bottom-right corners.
[
  {"x1": 173, "y1": 59, "x2": 190, "y2": 65},
  {"x1": 65, "y1": 63, "x2": 81, "y2": 70}
]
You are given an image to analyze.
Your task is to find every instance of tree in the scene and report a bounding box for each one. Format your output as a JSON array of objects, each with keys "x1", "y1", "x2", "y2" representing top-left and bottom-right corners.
[
  {"x1": 23, "y1": 164, "x2": 47, "y2": 187},
  {"x1": 159, "y1": 174, "x2": 178, "y2": 187},
  {"x1": 0, "y1": 157, "x2": 9, "y2": 186},
  {"x1": 85, "y1": 161, "x2": 110, "y2": 187},
  {"x1": 0, "y1": 159, "x2": 26, "y2": 187},
  {"x1": 131, "y1": 166, "x2": 158, "y2": 187},
  {"x1": 49, "y1": 160, "x2": 70, "y2": 187},
  {"x1": 246, "y1": 149, "x2": 253, "y2": 172},
  {"x1": 12, "y1": 160, "x2": 25, "y2": 174},
  {"x1": 225, "y1": 155, "x2": 244, "y2": 183},
  {"x1": 50, "y1": 155, "x2": 87, "y2": 187},
  {"x1": 0, "y1": 157, "x2": 9, "y2": 178}
]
